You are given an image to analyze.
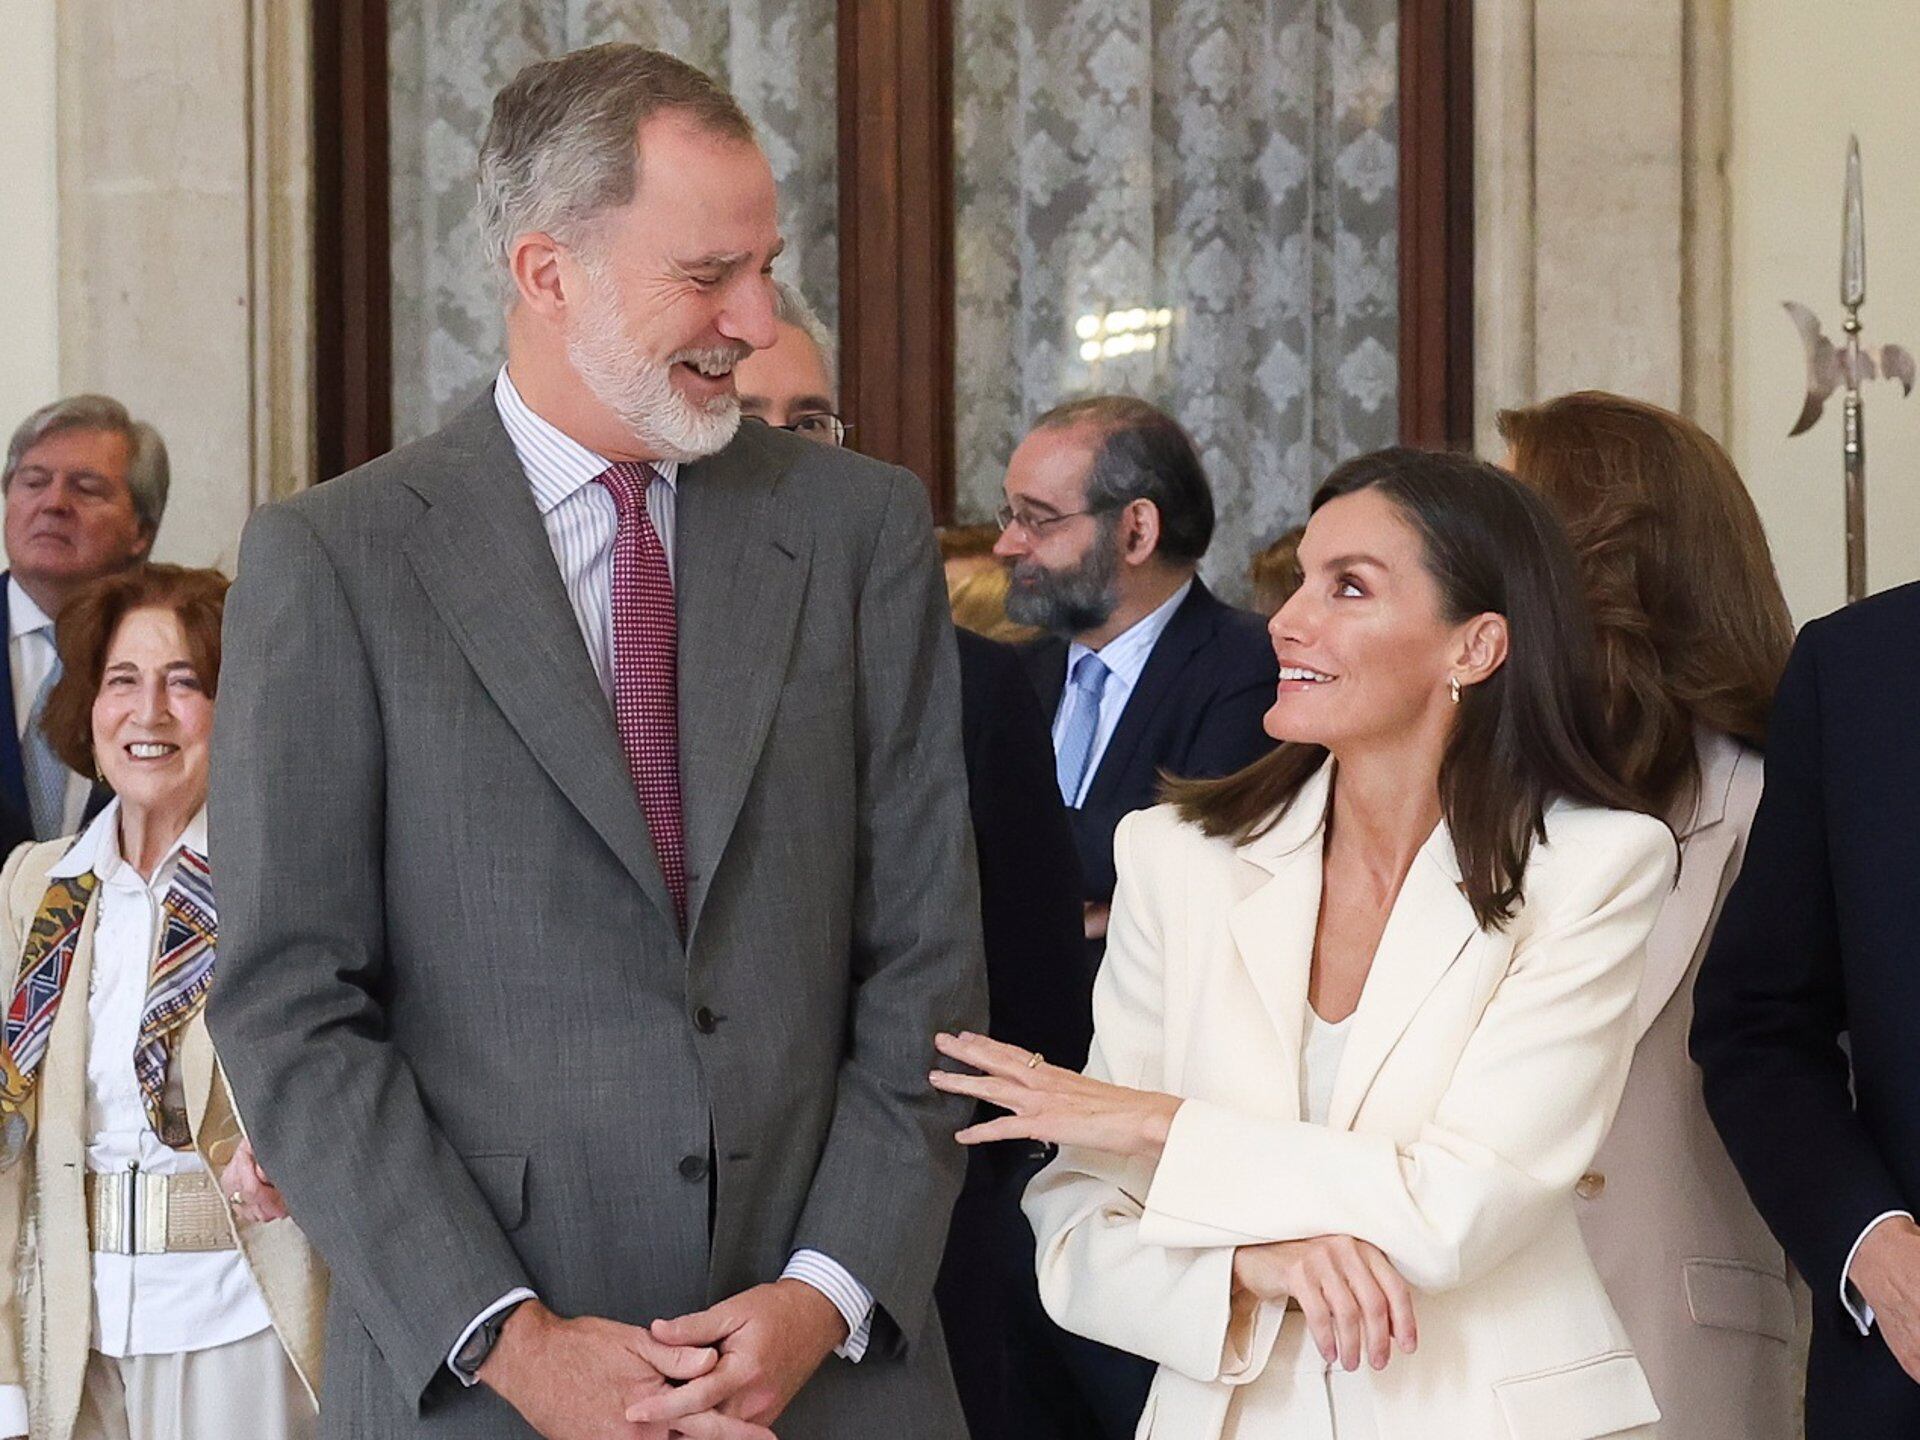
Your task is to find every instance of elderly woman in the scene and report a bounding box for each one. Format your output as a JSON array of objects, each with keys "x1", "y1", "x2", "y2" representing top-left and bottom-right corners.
[{"x1": 0, "y1": 564, "x2": 323, "y2": 1440}]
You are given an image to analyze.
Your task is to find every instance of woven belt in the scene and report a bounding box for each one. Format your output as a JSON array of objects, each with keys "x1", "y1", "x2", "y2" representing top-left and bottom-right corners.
[{"x1": 84, "y1": 1168, "x2": 238, "y2": 1255}]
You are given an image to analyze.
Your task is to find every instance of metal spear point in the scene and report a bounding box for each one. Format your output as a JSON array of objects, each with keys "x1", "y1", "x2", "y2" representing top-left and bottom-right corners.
[{"x1": 1786, "y1": 135, "x2": 1914, "y2": 605}]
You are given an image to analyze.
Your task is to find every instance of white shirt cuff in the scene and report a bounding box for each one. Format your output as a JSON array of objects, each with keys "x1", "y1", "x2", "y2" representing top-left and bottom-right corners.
[
  {"x1": 1842, "y1": 1210, "x2": 1913, "y2": 1335},
  {"x1": 782, "y1": 1249, "x2": 875, "y2": 1361},
  {"x1": 447, "y1": 1287, "x2": 539, "y2": 1385},
  {"x1": 0, "y1": 1383, "x2": 24, "y2": 1438}
]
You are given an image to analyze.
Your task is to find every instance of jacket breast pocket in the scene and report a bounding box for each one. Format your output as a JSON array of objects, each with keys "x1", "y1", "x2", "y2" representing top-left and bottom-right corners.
[
  {"x1": 461, "y1": 1152, "x2": 528, "y2": 1232},
  {"x1": 1492, "y1": 1350, "x2": 1659, "y2": 1440},
  {"x1": 1684, "y1": 1258, "x2": 1797, "y2": 1342}
]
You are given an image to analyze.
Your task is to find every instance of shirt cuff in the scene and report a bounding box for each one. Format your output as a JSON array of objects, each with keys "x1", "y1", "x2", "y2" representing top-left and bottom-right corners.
[
  {"x1": 1842, "y1": 1210, "x2": 1913, "y2": 1335},
  {"x1": 782, "y1": 1249, "x2": 875, "y2": 1362},
  {"x1": 0, "y1": 1383, "x2": 24, "y2": 1438},
  {"x1": 447, "y1": 1287, "x2": 539, "y2": 1385}
]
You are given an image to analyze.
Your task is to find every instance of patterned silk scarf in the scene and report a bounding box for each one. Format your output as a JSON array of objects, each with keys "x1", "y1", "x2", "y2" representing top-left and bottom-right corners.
[
  {"x1": 136, "y1": 848, "x2": 216, "y2": 1147},
  {"x1": 0, "y1": 845, "x2": 217, "y2": 1163},
  {"x1": 0, "y1": 870, "x2": 100, "y2": 1165}
]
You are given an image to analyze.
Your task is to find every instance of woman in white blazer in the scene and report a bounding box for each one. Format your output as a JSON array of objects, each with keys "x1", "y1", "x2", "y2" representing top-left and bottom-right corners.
[
  {"x1": 934, "y1": 448, "x2": 1677, "y2": 1440},
  {"x1": 1501, "y1": 392, "x2": 1804, "y2": 1440}
]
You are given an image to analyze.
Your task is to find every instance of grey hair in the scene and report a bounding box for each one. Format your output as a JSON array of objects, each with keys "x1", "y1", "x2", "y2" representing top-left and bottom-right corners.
[
  {"x1": 772, "y1": 280, "x2": 838, "y2": 393},
  {"x1": 477, "y1": 44, "x2": 756, "y2": 305},
  {"x1": 1032, "y1": 394, "x2": 1215, "y2": 564},
  {"x1": 3, "y1": 394, "x2": 171, "y2": 538}
]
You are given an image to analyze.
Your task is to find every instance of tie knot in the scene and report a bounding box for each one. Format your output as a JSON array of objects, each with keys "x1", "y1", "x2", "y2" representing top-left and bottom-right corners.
[
  {"x1": 595, "y1": 462, "x2": 658, "y2": 515},
  {"x1": 1070, "y1": 651, "x2": 1109, "y2": 695}
]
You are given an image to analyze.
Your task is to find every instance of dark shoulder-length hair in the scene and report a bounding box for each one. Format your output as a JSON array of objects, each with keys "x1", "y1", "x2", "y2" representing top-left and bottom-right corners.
[
  {"x1": 1167, "y1": 447, "x2": 1652, "y2": 930},
  {"x1": 1498, "y1": 391, "x2": 1793, "y2": 816},
  {"x1": 42, "y1": 563, "x2": 230, "y2": 777}
]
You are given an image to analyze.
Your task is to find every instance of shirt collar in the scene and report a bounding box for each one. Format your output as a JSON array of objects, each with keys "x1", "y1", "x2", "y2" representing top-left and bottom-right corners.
[
  {"x1": 1067, "y1": 577, "x2": 1194, "y2": 691},
  {"x1": 493, "y1": 367, "x2": 680, "y2": 515},
  {"x1": 47, "y1": 797, "x2": 209, "y2": 889},
  {"x1": 8, "y1": 577, "x2": 52, "y2": 639}
]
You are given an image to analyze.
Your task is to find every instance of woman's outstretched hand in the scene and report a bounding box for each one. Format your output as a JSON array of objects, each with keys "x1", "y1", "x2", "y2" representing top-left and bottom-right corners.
[
  {"x1": 930, "y1": 1030, "x2": 1182, "y2": 1158},
  {"x1": 1232, "y1": 1235, "x2": 1418, "y2": 1372}
]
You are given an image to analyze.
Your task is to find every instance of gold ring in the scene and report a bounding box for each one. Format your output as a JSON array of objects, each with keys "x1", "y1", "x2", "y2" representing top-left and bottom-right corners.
[{"x1": 1026, "y1": 1051, "x2": 1044, "y2": 1070}]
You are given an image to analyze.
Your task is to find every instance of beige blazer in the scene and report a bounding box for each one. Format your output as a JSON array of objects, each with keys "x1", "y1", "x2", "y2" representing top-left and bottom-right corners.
[
  {"x1": 1579, "y1": 731, "x2": 1806, "y2": 1440},
  {"x1": 0, "y1": 838, "x2": 325, "y2": 1440},
  {"x1": 1025, "y1": 762, "x2": 1677, "y2": 1440}
]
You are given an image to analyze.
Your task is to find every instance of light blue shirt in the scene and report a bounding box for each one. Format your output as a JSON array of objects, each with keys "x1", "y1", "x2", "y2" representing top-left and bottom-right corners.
[{"x1": 1051, "y1": 578, "x2": 1194, "y2": 807}]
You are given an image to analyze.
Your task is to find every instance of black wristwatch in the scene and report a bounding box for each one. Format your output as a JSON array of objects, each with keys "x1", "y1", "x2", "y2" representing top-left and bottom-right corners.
[{"x1": 453, "y1": 1298, "x2": 530, "y2": 1381}]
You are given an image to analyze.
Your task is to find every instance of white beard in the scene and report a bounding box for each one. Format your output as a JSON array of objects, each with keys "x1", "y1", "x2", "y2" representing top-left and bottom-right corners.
[{"x1": 566, "y1": 267, "x2": 744, "y2": 462}]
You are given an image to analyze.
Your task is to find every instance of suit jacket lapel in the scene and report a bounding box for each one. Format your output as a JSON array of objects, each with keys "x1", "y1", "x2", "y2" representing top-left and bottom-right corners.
[
  {"x1": 1326, "y1": 825, "x2": 1481, "y2": 1131},
  {"x1": 1224, "y1": 763, "x2": 1331, "y2": 1079},
  {"x1": 1085, "y1": 581, "x2": 1215, "y2": 805},
  {"x1": 673, "y1": 426, "x2": 809, "y2": 934},
  {"x1": 400, "y1": 395, "x2": 675, "y2": 927},
  {"x1": 0, "y1": 580, "x2": 27, "y2": 815},
  {"x1": 1632, "y1": 730, "x2": 1742, "y2": 1034},
  {"x1": 1019, "y1": 637, "x2": 1068, "y2": 723}
]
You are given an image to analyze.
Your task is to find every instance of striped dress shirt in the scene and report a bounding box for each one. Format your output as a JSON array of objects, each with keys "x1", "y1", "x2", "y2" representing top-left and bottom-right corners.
[{"x1": 444, "y1": 371, "x2": 875, "y2": 1382}]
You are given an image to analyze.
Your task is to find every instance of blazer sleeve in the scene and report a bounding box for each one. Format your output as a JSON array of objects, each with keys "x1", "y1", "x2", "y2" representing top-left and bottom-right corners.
[
  {"x1": 788, "y1": 470, "x2": 989, "y2": 1355},
  {"x1": 1691, "y1": 626, "x2": 1907, "y2": 1300},
  {"x1": 1137, "y1": 815, "x2": 1674, "y2": 1293},
  {"x1": 1023, "y1": 810, "x2": 1283, "y2": 1385},
  {"x1": 206, "y1": 506, "x2": 533, "y2": 1408}
]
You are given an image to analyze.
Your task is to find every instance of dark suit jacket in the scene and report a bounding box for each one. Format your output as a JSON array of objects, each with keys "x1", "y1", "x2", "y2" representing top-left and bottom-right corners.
[
  {"x1": 957, "y1": 628, "x2": 1092, "y2": 1071},
  {"x1": 209, "y1": 394, "x2": 987, "y2": 1439},
  {"x1": 1019, "y1": 577, "x2": 1277, "y2": 904},
  {"x1": 1692, "y1": 582, "x2": 1920, "y2": 1440},
  {"x1": 0, "y1": 581, "x2": 36, "y2": 856}
]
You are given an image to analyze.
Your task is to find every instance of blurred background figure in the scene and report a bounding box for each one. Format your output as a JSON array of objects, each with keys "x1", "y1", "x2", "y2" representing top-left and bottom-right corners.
[
  {"x1": 0, "y1": 397, "x2": 169, "y2": 852},
  {"x1": 0, "y1": 564, "x2": 323, "y2": 1440},
  {"x1": 1501, "y1": 390, "x2": 1805, "y2": 1440},
  {"x1": 734, "y1": 284, "x2": 1090, "y2": 1440},
  {"x1": 1248, "y1": 524, "x2": 1306, "y2": 615},
  {"x1": 940, "y1": 532, "x2": 1038, "y2": 644}
]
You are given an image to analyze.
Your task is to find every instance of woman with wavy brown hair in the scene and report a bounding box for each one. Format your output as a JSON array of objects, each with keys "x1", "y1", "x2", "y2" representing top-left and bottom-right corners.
[{"x1": 1500, "y1": 390, "x2": 1803, "y2": 1440}]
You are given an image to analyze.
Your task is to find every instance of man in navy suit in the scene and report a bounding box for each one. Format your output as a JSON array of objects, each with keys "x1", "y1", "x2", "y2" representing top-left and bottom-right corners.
[
  {"x1": 993, "y1": 396, "x2": 1276, "y2": 1440},
  {"x1": 1693, "y1": 582, "x2": 1920, "y2": 1439},
  {"x1": 0, "y1": 395, "x2": 166, "y2": 851}
]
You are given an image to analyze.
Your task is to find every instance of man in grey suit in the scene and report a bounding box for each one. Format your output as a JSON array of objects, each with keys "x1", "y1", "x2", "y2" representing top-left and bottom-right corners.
[{"x1": 208, "y1": 44, "x2": 985, "y2": 1440}]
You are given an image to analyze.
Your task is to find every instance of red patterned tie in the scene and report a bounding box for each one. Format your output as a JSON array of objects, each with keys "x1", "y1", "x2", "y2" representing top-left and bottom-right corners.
[{"x1": 596, "y1": 462, "x2": 686, "y2": 929}]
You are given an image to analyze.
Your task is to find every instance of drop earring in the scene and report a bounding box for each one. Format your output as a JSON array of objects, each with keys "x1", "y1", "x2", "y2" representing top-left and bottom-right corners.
[{"x1": 1448, "y1": 675, "x2": 1462, "y2": 705}]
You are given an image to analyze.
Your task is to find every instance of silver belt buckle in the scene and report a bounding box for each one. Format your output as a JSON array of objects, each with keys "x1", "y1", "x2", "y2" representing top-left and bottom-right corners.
[
  {"x1": 94, "y1": 1171, "x2": 130, "y2": 1255},
  {"x1": 136, "y1": 1170, "x2": 170, "y2": 1255}
]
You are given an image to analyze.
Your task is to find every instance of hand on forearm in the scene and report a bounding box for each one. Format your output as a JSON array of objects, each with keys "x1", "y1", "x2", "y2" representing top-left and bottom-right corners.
[
  {"x1": 1232, "y1": 1236, "x2": 1417, "y2": 1373},
  {"x1": 929, "y1": 1030, "x2": 1181, "y2": 1156}
]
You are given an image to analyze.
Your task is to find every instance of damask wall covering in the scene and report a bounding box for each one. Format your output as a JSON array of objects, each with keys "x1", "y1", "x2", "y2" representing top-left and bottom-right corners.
[
  {"x1": 389, "y1": 1, "x2": 1397, "y2": 595},
  {"x1": 389, "y1": 0, "x2": 838, "y2": 443},
  {"x1": 953, "y1": 0, "x2": 1399, "y2": 593}
]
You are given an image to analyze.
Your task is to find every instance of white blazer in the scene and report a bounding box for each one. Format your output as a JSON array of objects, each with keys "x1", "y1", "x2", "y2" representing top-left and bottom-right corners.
[{"x1": 1024, "y1": 761, "x2": 1678, "y2": 1440}]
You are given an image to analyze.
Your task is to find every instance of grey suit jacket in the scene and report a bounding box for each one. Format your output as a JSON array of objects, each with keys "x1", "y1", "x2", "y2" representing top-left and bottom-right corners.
[{"x1": 206, "y1": 393, "x2": 987, "y2": 1439}]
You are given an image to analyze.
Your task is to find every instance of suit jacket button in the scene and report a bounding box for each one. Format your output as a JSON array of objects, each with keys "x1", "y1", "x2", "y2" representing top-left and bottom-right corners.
[
  {"x1": 679, "y1": 1154, "x2": 709, "y2": 1182},
  {"x1": 1575, "y1": 1171, "x2": 1606, "y2": 1200},
  {"x1": 693, "y1": 1006, "x2": 719, "y2": 1034}
]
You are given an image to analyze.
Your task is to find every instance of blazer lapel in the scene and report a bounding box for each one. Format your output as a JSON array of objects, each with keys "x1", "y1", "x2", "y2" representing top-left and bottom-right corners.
[
  {"x1": 400, "y1": 395, "x2": 675, "y2": 927},
  {"x1": 1085, "y1": 581, "x2": 1215, "y2": 805},
  {"x1": 1019, "y1": 637, "x2": 1068, "y2": 723},
  {"x1": 673, "y1": 427, "x2": 810, "y2": 934},
  {"x1": 1632, "y1": 730, "x2": 1742, "y2": 1034},
  {"x1": 1326, "y1": 825, "x2": 1482, "y2": 1131},
  {"x1": 1224, "y1": 763, "x2": 1332, "y2": 1077},
  {"x1": 0, "y1": 581, "x2": 21, "y2": 815}
]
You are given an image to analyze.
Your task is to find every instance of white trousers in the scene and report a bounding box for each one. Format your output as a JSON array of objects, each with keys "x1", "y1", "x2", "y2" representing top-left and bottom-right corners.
[{"x1": 74, "y1": 1328, "x2": 314, "y2": 1440}]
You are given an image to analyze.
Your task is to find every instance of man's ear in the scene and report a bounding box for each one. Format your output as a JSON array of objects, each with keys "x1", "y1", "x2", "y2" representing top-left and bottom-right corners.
[
  {"x1": 1120, "y1": 499, "x2": 1163, "y2": 567},
  {"x1": 509, "y1": 232, "x2": 573, "y2": 320}
]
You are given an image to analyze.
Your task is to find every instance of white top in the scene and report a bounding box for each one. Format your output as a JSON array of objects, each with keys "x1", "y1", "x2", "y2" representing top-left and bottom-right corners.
[
  {"x1": 62, "y1": 801, "x2": 272, "y2": 1356},
  {"x1": 473, "y1": 368, "x2": 872, "y2": 1376},
  {"x1": 1054, "y1": 578, "x2": 1193, "y2": 807},
  {"x1": 1301, "y1": 1007, "x2": 1355, "y2": 1128},
  {"x1": 7, "y1": 577, "x2": 91, "y2": 833}
]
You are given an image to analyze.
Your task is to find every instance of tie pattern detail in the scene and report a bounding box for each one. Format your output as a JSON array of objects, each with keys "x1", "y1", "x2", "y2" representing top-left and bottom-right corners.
[
  {"x1": 1054, "y1": 651, "x2": 1111, "y2": 807},
  {"x1": 596, "y1": 462, "x2": 687, "y2": 930},
  {"x1": 22, "y1": 638, "x2": 69, "y2": 840},
  {"x1": 136, "y1": 848, "x2": 216, "y2": 1147}
]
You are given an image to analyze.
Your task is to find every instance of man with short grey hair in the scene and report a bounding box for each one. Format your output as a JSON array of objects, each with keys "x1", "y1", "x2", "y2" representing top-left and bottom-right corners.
[
  {"x1": 211, "y1": 43, "x2": 983, "y2": 1440},
  {"x1": 0, "y1": 394, "x2": 167, "y2": 848}
]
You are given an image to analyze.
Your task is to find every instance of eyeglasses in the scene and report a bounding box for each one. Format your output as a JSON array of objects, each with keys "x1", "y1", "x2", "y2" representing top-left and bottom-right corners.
[
  {"x1": 994, "y1": 504, "x2": 1101, "y2": 537},
  {"x1": 757, "y1": 412, "x2": 847, "y2": 446}
]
